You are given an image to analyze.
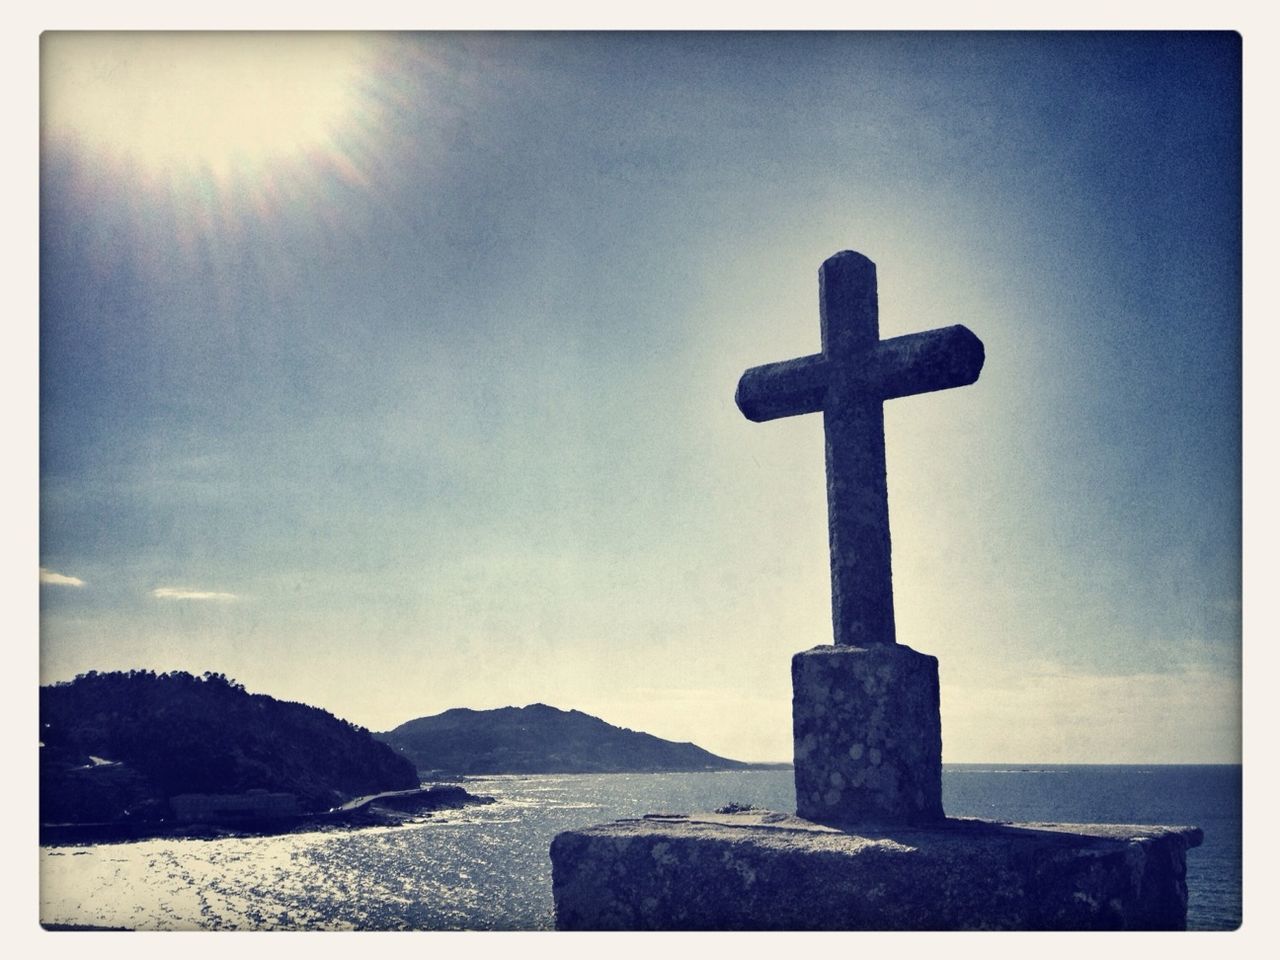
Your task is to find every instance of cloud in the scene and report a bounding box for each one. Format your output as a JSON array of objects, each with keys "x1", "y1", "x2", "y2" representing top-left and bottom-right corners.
[
  {"x1": 151, "y1": 587, "x2": 238, "y2": 602},
  {"x1": 40, "y1": 567, "x2": 85, "y2": 587}
]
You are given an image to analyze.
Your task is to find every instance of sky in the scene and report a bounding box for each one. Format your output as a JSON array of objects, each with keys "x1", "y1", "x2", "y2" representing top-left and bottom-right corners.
[{"x1": 38, "y1": 31, "x2": 1241, "y2": 763}]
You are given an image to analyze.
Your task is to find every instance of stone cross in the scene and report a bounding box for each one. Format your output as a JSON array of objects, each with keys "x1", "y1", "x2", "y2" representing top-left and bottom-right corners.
[{"x1": 735, "y1": 251, "x2": 984, "y2": 647}]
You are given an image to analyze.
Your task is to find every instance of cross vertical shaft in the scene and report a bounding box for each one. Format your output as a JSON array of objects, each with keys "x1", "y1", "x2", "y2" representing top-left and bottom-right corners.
[{"x1": 820, "y1": 253, "x2": 895, "y2": 646}]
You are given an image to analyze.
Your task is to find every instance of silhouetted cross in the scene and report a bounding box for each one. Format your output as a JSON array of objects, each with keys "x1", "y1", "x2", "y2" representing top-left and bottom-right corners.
[{"x1": 736, "y1": 251, "x2": 984, "y2": 647}]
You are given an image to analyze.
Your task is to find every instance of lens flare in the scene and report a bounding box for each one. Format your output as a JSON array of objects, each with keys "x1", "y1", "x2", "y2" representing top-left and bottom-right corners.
[
  {"x1": 43, "y1": 32, "x2": 380, "y2": 184},
  {"x1": 41, "y1": 32, "x2": 404, "y2": 285}
]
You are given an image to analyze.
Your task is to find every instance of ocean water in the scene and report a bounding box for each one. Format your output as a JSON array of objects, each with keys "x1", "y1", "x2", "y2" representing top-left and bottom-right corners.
[{"x1": 39, "y1": 764, "x2": 1241, "y2": 931}]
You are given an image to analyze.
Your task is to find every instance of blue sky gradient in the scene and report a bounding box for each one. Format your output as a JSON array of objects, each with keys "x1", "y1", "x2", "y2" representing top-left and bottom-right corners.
[{"x1": 40, "y1": 32, "x2": 1241, "y2": 761}]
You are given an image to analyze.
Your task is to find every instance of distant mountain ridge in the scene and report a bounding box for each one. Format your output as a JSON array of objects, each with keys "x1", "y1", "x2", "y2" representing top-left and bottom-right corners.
[{"x1": 376, "y1": 703, "x2": 776, "y2": 774}]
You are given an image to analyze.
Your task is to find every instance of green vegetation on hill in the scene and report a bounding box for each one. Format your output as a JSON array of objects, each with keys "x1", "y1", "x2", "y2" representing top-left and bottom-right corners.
[
  {"x1": 40, "y1": 670, "x2": 419, "y2": 824},
  {"x1": 376, "y1": 703, "x2": 758, "y2": 774}
]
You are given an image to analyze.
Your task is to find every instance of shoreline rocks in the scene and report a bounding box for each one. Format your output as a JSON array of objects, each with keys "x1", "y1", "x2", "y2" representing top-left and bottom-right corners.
[{"x1": 40, "y1": 783, "x2": 496, "y2": 847}]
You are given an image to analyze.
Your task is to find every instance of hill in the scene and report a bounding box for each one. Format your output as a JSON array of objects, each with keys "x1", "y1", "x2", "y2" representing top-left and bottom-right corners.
[
  {"x1": 40, "y1": 670, "x2": 419, "y2": 824},
  {"x1": 376, "y1": 703, "x2": 767, "y2": 774}
]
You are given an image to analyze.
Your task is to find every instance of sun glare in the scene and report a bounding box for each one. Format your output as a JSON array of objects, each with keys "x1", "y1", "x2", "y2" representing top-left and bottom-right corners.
[
  {"x1": 41, "y1": 32, "x2": 402, "y2": 280},
  {"x1": 43, "y1": 32, "x2": 378, "y2": 184}
]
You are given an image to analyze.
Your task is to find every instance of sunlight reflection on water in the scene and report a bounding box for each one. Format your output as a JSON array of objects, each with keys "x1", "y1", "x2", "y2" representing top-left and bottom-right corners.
[{"x1": 40, "y1": 767, "x2": 1238, "y2": 931}]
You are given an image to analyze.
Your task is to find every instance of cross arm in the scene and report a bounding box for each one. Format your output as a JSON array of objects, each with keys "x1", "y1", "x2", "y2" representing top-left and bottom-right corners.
[
  {"x1": 870, "y1": 325, "x2": 985, "y2": 402},
  {"x1": 735, "y1": 353, "x2": 829, "y2": 422},
  {"x1": 735, "y1": 324, "x2": 984, "y2": 423}
]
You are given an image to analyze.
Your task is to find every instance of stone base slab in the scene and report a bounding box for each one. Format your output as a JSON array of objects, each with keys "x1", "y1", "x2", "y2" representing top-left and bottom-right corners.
[
  {"x1": 793, "y1": 644, "x2": 943, "y2": 823},
  {"x1": 550, "y1": 810, "x2": 1203, "y2": 930}
]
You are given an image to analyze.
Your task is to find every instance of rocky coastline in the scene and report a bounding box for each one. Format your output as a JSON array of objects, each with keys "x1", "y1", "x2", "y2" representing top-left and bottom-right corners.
[{"x1": 40, "y1": 783, "x2": 496, "y2": 847}]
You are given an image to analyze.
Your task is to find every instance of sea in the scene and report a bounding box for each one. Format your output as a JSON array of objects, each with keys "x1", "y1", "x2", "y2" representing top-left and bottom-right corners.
[{"x1": 39, "y1": 764, "x2": 1241, "y2": 932}]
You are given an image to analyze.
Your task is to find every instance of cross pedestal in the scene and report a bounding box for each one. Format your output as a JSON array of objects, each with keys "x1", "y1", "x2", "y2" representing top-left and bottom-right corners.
[
  {"x1": 792, "y1": 644, "x2": 942, "y2": 824},
  {"x1": 551, "y1": 813, "x2": 1203, "y2": 931}
]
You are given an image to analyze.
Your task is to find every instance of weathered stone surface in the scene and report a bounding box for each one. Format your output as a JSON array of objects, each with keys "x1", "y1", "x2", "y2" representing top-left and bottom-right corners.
[
  {"x1": 793, "y1": 644, "x2": 942, "y2": 824},
  {"x1": 549, "y1": 811, "x2": 1203, "y2": 931},
  {"x1": 735, "y1": 251, "x2": 984, "y2": 647}
]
